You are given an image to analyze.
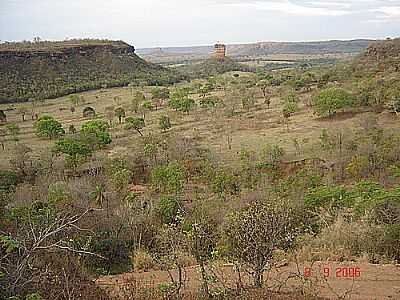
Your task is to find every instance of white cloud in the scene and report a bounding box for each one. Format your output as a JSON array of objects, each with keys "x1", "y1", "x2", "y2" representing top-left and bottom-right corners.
[
  {"x1": 372, "y1": 6, "x2": 400, "y2": 19},
  {"x1": 1, "y1": 0, "x2": 400, "y2": 47},
  {"x1": 230, "y1": 0, "x2": 350, "y2": 16}
]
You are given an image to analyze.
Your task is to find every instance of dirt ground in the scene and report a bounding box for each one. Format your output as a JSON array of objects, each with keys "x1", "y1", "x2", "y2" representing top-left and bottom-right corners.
[{"x1": 95, "y1": 262, "x2": 400, "y2": 300}]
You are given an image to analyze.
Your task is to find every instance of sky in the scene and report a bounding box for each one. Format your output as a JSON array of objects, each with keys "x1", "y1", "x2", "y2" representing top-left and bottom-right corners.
[{"x1": 0, "y1": 0, "x2": 399, "y2": 48}]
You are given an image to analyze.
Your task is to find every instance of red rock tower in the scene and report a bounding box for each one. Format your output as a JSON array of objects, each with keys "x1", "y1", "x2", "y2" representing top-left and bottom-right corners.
[{"x1": 214, "y1": 43, "x2": 226, "y2": 59}]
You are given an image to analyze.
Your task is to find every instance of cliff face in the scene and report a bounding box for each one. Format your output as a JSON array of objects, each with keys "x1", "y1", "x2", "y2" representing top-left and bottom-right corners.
[
  {"x1": 0, "y1": 41, "x2": 178, "y2": 103},
  {"x1": 352, "y1": 38, "x2": 400, "y2": 74},
  {"x1": 364, "y1": 38, "x2": 400, "y2": 60}
]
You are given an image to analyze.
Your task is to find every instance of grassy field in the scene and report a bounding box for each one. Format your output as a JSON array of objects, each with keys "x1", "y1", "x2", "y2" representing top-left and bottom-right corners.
[{"x1": 2, "y1": 70, "x2": 399, "y2": 171}]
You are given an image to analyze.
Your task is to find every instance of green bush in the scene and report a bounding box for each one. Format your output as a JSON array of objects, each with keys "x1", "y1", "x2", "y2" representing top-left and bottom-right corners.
[
  {"x1": 88, "y1": 235, "x2": 130, "y2": 274},
  {"x1": 312, "y1": 88, "x2": 355, "y2": 117},
  {"x1": 158, "y1": 195, "x2": 181, "y2": 224},
  {"x1": 212, "y1": 171, "x2": 240, "y2": 196},
  {"x1": 151, "y1": 161, "x2": 185, "y2": 194},
  {"x1": 34, "y1": 116, "x2": 65, "y2": 139},
  {"x1": 159, "y1": 115, "x2": 171, "y2": 132},
  {"x1": 0, "y1": 170, "x2": 19, "y2": 192},
  {"x1": 304, "y1": 185, "x2": 354, "y2": 210},
  {"x1": 80, "y1": 120, "x2": 112, "y2": 149}
]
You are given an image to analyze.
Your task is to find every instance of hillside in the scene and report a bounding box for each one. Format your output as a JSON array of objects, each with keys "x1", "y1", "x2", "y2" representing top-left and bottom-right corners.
[
  {"x1": 0, "y1": 40, "x2": 183, "y2": 104},
  {"x1": 137, "y1": 39, "x2": 375, "y2": 63},
  {"x1": 347, "y1": 38, "x2": 400, "y2": 86},
  {"x1": 228, "y1": 39, "x2": 375, "y2": 57}
]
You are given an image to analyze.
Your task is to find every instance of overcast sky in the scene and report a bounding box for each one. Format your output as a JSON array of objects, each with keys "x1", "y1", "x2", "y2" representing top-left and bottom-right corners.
[{"x1": 0, "y1": 0, "x2": 399, "y2": 48}]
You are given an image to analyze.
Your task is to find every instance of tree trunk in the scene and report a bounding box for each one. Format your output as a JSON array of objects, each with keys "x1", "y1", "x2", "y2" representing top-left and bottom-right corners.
[
  {"x1": 254, "y1": 269, "x2": 263, "y2": 288},
  {"x1": 199, "y1": 261, "x2": 209, "y2": 296}
]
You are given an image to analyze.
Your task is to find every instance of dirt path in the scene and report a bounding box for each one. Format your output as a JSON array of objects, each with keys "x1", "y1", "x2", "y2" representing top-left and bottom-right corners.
[{"x1": 95, "y1": 262, "x2": 400, "y2": 300}]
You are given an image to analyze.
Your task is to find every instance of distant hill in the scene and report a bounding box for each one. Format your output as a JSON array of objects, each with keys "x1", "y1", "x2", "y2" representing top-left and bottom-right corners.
[
  {"x1": 137, "y1": 39, "x2": 376, "y2": 63},
  {"x1": 0, "y1": 39, "x2": 182, "y2": 103}
]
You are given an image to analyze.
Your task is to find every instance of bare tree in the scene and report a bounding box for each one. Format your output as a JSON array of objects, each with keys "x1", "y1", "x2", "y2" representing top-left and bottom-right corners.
[
  {"x1": 0, "y1": 206, "x2": 103, "y2": 297},
  {"x1": 224, "y1": 198, "x2": 295, "y2": 288}
]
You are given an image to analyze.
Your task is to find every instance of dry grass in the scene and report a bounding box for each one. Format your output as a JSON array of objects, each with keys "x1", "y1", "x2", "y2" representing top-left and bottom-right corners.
[{"x1": 1, "y1": 76, "x2": 400, "y2": 172}]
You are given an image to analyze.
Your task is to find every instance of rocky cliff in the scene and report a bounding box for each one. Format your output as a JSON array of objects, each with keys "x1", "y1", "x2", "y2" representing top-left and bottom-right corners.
[
  {"x1": 0, "y1": 40, "x2": 181, "y2": 103},
  {"x1": 365, "y1": 38, "x2": 400, "y2": 60}
]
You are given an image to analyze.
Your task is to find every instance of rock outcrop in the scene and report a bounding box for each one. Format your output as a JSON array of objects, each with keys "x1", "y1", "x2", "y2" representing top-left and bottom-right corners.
[
  {"x1": 0, "y1": 40, "x2": 181, "y2": 103},
  {"x1": 365, "y1": 38, "x2": 400, "y2": 61}
]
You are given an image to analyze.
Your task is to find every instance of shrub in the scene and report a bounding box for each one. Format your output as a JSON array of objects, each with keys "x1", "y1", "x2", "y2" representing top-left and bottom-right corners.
[
  {"x1": 296, "y1": 215, "x2": 383, "y2": 262},
  {"x1": 88, "y1": 235, "x2": 130, "y2": 274},
  {"x1": 151, "y1": 161, "x2": 185, "y2": 194},
  {"x1": 312, "y1": 88, "x2": 355, "y2": 117},
  {"x1": 54, "y1": 136, "x2": 93, "y2": 169},
  {"x1": 159, "y1": 115, "x2": 171, "y2": 132},
  {"x1": 224, "y1": 199, "x2": 296, "y2": 287},
  {"x1": 125, "y1": 117, "x2": 145, "y2": 136},
  {"x1": 0, "y1": 170, "x2": 19, "y2": 192},
  {"x1": 158, "y1": 195, "x2": 181, "y2": 224},
  {"x1": 304, "y1": 185, "x2": 354, "y2": 210},
  {"x1": 34, "y1": 116, "x2": 65, "y2": 139},
  {"x1": 80, "y1": 120, "x2": 112, "y2": 149},
  {"x1": 132, "y1": 250, "x2": 155, "y2": 272},
  {"x1": 47, "y1": 182, "x2": 70, "y2": 204},
  {"x1": 212, "y1": 171, "x2": 240, "y2": 196}
]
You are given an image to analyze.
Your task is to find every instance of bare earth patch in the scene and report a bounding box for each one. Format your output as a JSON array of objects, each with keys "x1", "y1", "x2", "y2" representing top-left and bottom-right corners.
[{"x1": 95, "y1": 262, "x2": 400, "y2": 300}]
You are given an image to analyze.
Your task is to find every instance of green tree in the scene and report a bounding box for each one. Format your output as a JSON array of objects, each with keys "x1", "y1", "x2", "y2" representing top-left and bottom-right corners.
[
  {"x1": 132, "y1": 91, "x2": 145, "y2": 113},
  {"x1": 151, "y1": 87, "x2": 170, "y2": 109},
  {"x1": 109, "y1": 168, "x2": 133, "y2": 193},
  {"x1": 141, "y1": 101, "x2": 153, "y2": 119},
  {"x1": 212, "y1": 171, "x2": 240, "y2": 197},
  {"x1": 159, "y1": 115, "x2": 171, "y2": 132},
  {"x1": 80, "y1": 120, "x2": 112, "y2": 149},
  {"x1": 114, "y1": 107, "x2": 126, "y2": 124},
  {"x1": 169, "y1": 89, "x2": 195, "y2": 113},
  {"x1": 90, "y1": 184, "x2": 106, "y2": 207},
  {"x1": 158, "y1": 195, "x2": 181, "y2": 224},
  {"x1": 54, "y1": 136, "x2": 92, "y2": 169},
  {"x1": 282, "y1": 96, "x2": 298, "y2": 131},
  {"x1": 261, "y1": 144, "x2": 285, "y2": 173},
  {"x1": 312, "y1": 88, "x2": 355, "y2": 117},
  {"x1": 151, "y1": 161, "x2": 185, "y2": 194},
  {"x1": 34, "y1": 116, "x2": 65, "y2": 139},
  {"x1": 186, "y1": 217, "x2": 216, "y2": 297},
  {"x1": 125, "y1": 117, "x2": 145, "y2": 136}
]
